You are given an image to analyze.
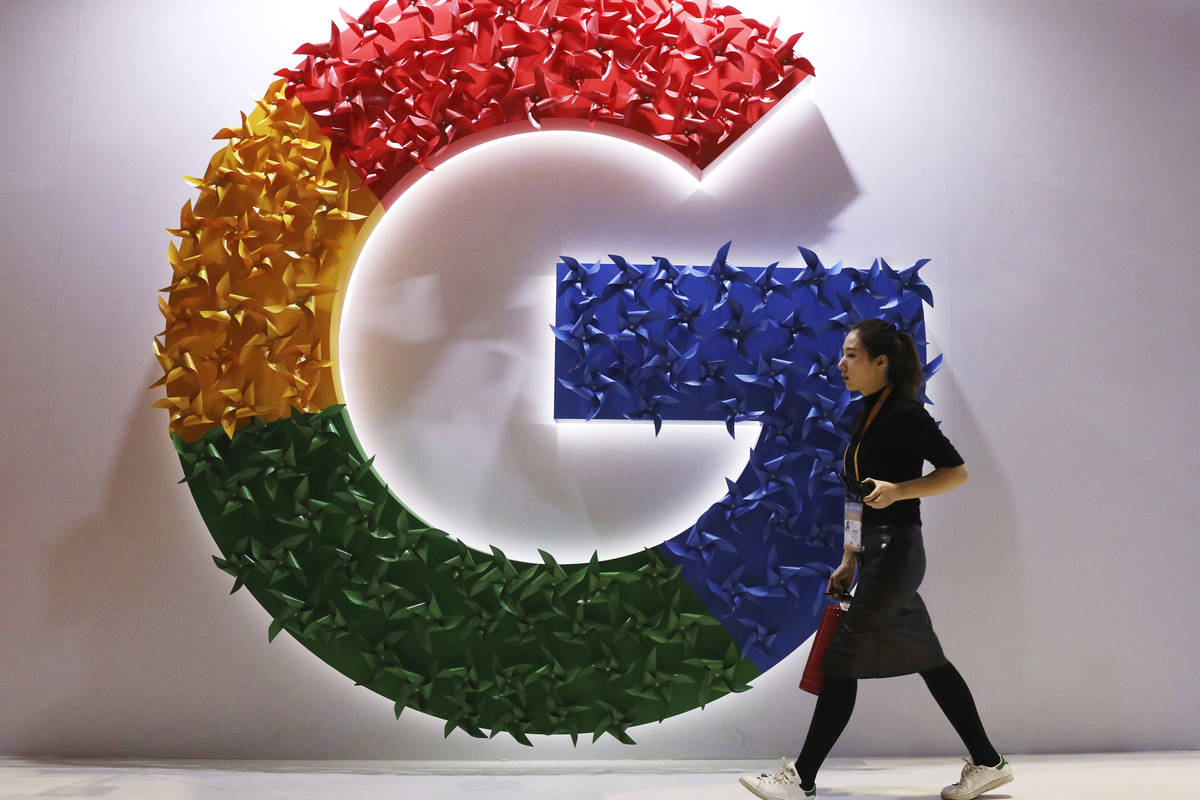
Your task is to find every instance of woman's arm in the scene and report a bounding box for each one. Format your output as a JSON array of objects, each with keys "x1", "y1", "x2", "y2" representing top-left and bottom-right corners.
[{"x1": 861, "y1": 464, "x2": 968, "y2": 509}]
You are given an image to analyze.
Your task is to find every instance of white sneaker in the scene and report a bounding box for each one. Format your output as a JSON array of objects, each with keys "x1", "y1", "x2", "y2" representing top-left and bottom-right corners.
[
  {"x1": 941, "y1": 756, "x2": 1014, "y2": 800},
  {"x1": 738, "y1": 761, "x2": 815, "y2": 800}
]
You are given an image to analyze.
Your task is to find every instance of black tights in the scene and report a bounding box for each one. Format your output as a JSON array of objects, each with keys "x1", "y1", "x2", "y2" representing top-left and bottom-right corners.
[{"x1": 793, "y1": 662, "x2": 1000, "y2": 791}]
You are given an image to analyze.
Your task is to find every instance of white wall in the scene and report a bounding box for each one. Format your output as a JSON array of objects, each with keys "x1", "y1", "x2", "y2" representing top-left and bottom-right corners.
[{"x1": 1, "y1": 0, "x2": 1197, "y2": 759}]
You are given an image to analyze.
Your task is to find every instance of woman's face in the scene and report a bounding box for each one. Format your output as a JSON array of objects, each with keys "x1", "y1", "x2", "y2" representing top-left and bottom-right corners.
[{"x1": 838, "y1": 330, "x2": 888, "y2": 394}]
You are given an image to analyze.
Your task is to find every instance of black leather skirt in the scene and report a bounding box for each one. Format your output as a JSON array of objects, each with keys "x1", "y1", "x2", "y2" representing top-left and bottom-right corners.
[{"x1": 819, "y1": 523, "x2": 949, "y2": 679}]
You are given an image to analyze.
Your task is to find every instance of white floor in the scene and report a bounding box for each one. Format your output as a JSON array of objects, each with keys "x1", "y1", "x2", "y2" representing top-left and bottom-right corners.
[{"x1": 0, "y1": 752, "x2": 1195, "y2": 799}]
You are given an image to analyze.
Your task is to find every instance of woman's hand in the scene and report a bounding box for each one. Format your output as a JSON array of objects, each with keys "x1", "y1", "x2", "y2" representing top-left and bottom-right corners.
[
  {"x1": 827, "y1": 560, "x2": 856, "y2": 598},
  {"x1": 862, "y1": 478, "x2": 904, "y2": 509},
  {"x1": 863, "y1": 466, "x2": 968, "y2": 506}
]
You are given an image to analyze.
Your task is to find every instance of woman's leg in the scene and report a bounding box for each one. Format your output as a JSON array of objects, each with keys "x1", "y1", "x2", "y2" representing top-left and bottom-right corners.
[
  {"x1": 794, "y1": 675, "x2": 858, "y2": 790},
  {"x1": 920, "y1": 662, "x2": 1001, "y2": 767}
]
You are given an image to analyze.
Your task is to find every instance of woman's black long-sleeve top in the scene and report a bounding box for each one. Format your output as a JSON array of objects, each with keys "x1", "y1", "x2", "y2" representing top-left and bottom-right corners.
[{"x1": 844, "y1": 387, "x2": 965, "y2": 527}]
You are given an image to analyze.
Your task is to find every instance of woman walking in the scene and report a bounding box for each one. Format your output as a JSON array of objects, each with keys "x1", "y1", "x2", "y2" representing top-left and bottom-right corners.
[{"x1": 739, "y1": 319, "x2": 1013, "y2": 800}]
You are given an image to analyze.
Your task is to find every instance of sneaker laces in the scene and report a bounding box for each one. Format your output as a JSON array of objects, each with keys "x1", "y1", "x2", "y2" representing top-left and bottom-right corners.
[
  {"x1": 956, "y1": 757, "x2": 995, "y2": 786},
  {"x1": 758, "y1": 760, "x2": 799, "y2": 785}
]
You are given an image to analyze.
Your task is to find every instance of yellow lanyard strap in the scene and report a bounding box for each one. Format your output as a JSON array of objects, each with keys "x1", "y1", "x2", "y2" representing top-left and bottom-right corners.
[{"x1": 844, "y1": 384, "x2": 892, "y2": 483}]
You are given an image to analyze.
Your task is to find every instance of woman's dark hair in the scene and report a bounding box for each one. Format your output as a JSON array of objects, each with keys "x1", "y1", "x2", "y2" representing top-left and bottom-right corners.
[{"x1": 849, "y1": 318, "x2": 923, "y2": 399}]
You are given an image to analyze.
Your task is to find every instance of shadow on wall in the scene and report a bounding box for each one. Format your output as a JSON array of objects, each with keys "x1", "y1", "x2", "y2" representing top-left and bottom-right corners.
[
  {"x1": 24, "y1": 365, "x2": 390, "y2": 758},
  {"x1": 340, "y1": 93, "x2": 859, "y2": 553},
  {"x1": 352, "y1": 93, "x2": 855, "y2": 419},
  {"x1": 917, "y1": 367, "x2": 1028, "y2": 748}
]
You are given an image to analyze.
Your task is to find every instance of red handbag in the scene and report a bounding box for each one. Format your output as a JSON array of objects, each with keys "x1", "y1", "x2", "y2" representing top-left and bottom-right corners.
[{"x1": 799, "y1": 602, "x2": 847, "y2": 695}]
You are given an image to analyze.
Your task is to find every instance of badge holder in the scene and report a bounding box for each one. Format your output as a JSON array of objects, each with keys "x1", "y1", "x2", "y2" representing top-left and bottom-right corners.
[
  {"x1": 837, "y1": 472, "x2": 874, "y2": 553},
  {"x1": 843, "y1": 499, "x2": 863, "y2": 552},
  {"x1": 839, "y1": 384, "x2": 890, "y2": 553}
]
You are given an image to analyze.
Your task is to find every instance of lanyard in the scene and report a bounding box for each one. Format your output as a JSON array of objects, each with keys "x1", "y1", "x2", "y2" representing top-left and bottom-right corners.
[{"x1": 844, "y1": 384, "x2": 892, "y2": 482}]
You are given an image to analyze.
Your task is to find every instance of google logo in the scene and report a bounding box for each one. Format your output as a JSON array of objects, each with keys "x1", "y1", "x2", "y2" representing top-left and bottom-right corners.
[{"x1": 154, "y1": 0, "x2": 933, "y2": 745}]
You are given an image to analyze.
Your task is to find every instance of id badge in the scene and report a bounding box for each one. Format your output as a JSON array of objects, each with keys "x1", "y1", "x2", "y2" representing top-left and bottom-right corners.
[{"x1": 843, "y1": 500, "x2": 863, "y2": 551}]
